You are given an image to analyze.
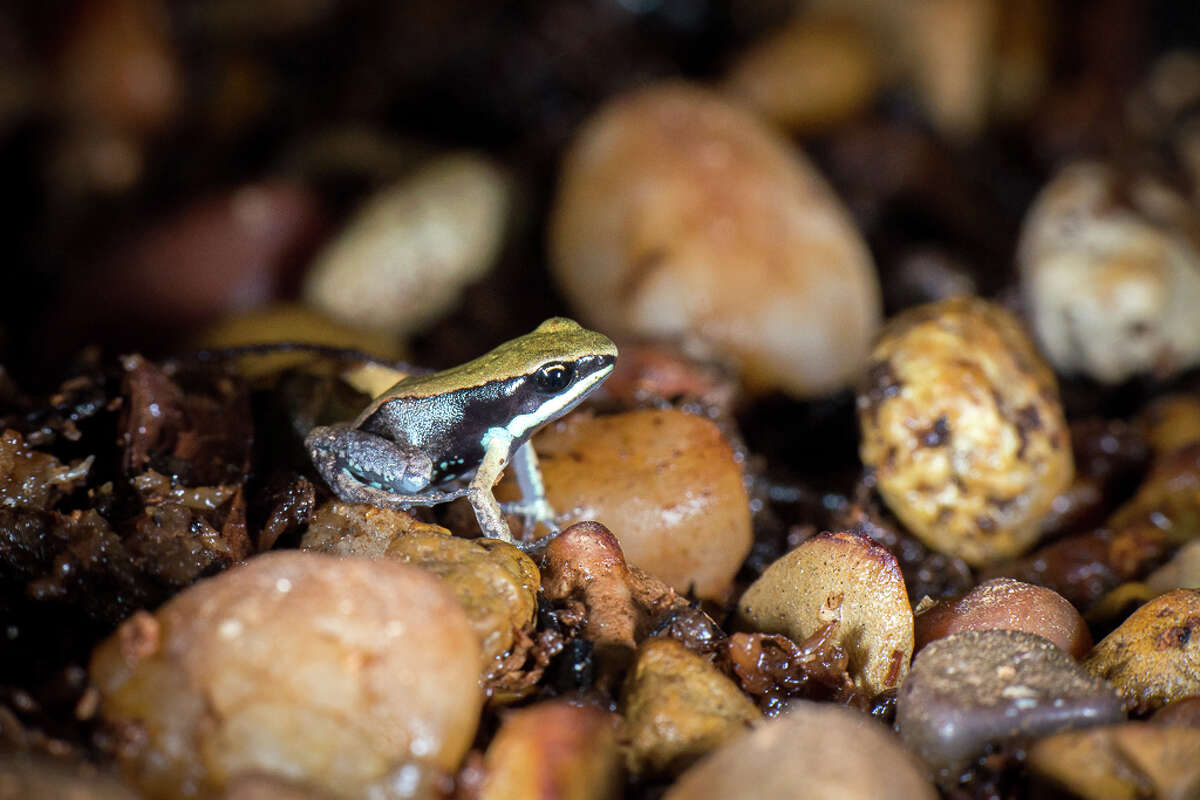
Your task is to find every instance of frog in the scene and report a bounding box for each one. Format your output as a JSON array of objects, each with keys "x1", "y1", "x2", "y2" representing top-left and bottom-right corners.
[{"x1": 304, "y1": 317, "x2": 617, "y2": 550}]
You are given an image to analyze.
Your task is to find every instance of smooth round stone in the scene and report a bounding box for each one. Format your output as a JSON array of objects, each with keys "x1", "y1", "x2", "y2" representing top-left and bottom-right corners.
[
  {"x1": 1029, "y1": 723, "x2": 1200, "y2": 800},
  {"x1": 664, "y1": 701, "x2": 935, "y2": 800},
  {"x1": 1085, "y1": 589, "x2": 1200, "y2": 713},
  {"x1": 737, "y1": 530, "x2": 913, "y2": 698},
  {"x1": 550, "y1": 81, "x2": 881, "y2": 398},
  {"x1": 621, "y1": 637, "x2": 761, "y2": 777},
  {"x1": 304, "y1": 153, "x2": 509, "y2": 336},
  {"x1": 914, "y1": 578, "x2": 1092, "y2": 659},
  {"x1": 857, "y1": 297, "x2": 1074, "y2": 565},
  {"x1": 897, "y1": 629, "x2": 1125, "y2": 775}
]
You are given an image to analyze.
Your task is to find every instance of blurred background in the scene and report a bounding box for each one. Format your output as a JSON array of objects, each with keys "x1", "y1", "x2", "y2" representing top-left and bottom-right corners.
[{"x1": 1, "y1": 0, "x2": 1198, "y2": 386}]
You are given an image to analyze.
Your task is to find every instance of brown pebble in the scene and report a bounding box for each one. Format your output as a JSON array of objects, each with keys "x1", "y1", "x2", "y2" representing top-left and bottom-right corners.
[
  {"x1": 664, "y1": 701, "x2": 935, "y2": 800},
  {"x1": 621, "y1": 638, "x2": 761, "y2": 777},
  {"x1": 897, "y1": 629, "x2": 1125, "y2": 776},
  {"x1": 1152, "y1": 696, "x2": 1200, "y2": 727},
  {"x1": 1028, "y1": 723, "x2": 1200, "y2": 800},
  {"x1": 914, "y1": 578, "x2": 1092, "y2": 659},
  {"x1": 1085, "y1": 589, "x2": 1200, "y2": 713}
]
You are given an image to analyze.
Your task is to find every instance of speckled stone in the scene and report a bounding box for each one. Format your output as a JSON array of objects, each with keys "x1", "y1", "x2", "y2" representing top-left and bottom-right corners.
[{"x1": 897, "y1": 629, "x2": 1125, "y2": 775}]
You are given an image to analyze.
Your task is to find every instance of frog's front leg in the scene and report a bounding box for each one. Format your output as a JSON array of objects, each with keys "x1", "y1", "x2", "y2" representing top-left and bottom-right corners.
[
  {"x1": 468, "y1": 430, "x2": 519, "y2": 544},
  {"x1": 306, "y1": 423, "x2": 441, "y2": 506}
]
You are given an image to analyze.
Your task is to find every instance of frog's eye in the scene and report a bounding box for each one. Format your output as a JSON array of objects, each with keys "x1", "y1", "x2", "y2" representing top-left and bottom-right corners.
[{"x1": 534, "y1": 362, "x2": 575, "y2": 393}]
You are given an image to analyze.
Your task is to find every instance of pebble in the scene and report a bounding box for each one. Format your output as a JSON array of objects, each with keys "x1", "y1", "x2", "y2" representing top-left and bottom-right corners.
[
  {"x1": 89, "y1": 551, "x2": 482, "y2": 799},
  {"x1": 897, "y1": 629, "x2": 1125, "y2": 776},
  {"x1": 857, "y1": 297, "x2": 1074, "y2": 565},
  {"x1": 303, "y1": 153, "x2": 510, "y2": 336},
  {"x1": 1028, "y1": 723, "x2": 1200, "y2": 800},
  {"x1": 737, "y1": 530, "x2": 913, "y2": 698},
  {"x1": 914, "y1": 577, "x2": 1092, "y2": 659},
  {"x1": 550, "y1": 82, "x2": 881, "y2": 398},
  {"x1": 1018, "y1": 162, "x2": 1200, "y2": 384},
  {"x1": 721, "y1": 16, "x2": 879, "y2": 134},
  {"x1": 621, "y1": 637, "x2": 761, "y2": 777},
  {"x1": 516, "y1": 409, "x2": 752, "y2": 601},
  {"x1": 478, "y1": 701, "x2": 622, "y2": 800},
  {"x1": 664, "y1": 701, "x2": 935, "y2": 800},
  {"x1": 1084, "y1": 589, "x2": 1200, "y2": 713}
]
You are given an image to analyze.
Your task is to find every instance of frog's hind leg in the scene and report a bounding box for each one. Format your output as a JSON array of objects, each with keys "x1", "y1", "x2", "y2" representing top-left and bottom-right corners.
[{"x1": 500, "y1": 441, "x2": 560, "y2": 542}]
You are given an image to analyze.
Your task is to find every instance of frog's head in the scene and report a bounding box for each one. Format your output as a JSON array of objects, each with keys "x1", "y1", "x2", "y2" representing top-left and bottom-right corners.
[{"x1": 490, "y1": 317, "x2": 618, "y2": 439}]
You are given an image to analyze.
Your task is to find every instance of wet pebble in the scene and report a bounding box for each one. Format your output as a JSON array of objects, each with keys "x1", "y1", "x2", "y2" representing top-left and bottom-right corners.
[
  {"x1": 89, "y1": 551, "x2": 482, "y2": 799},
  {"x1": 721, "y1": 16, "x2": 880, "y2": 134},
  {"x1": 1084, "y1": 589, "x2": 1200, "y2": 713},
  {"x1": 1018, "y1": 162, "x2": 1200, "y2": 384},
  {"x1": 519, "y1": 410, "x2": 751, "y2": 601},
  {"x1": 897, "y1": 629, "x2": 1125, "y2": 776},
  {"x1": 914, "y1": 577, "x2": 1092, "y2": 659},
  {"x1": 303, "y1": 153, "x2": 510, "y2": 336},
  {"x1": 857, "y1": 296, "x2": 1074, "y2": 565},
  {"x1": 621, "y1": 637, "x2": 761, "y2": 777},
  {"x1": 737, "y1": 530, "x2": 913, "y2": 698},
  {"x1": 1028, "y1": 722, "x2": 1200, "y2": 800},
  {"x1": 550, "y1": 82, "x2": 881, "y2": 398},
  {"x1": 478, "y1": 701, "x2": 622, "y2": 800},
  {"x1": 664, "y1": 701, "x2": 935, "y2": 800}
]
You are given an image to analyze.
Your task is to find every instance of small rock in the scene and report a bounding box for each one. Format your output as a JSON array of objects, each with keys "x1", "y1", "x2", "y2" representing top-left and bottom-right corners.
[
  {"x1": 897, "y1": 629, "x2": 1125, "y2": 775},
  {"x1": 1139, "y1": 393, "x2": 1200, "y2": 457},
  {"x1": 55, "y1": 0, "x2": 181, "y2": 133},
  {"x1": 721, "y1": 16, "x2": 879, "y2": 134},
  {"x1": 1153, "y1": 696, "x2": 1200, "y2": 727},
  {"x1": 540, "y1": 521, "x2": 685, "y2": 671},
  {"x1": 1018, "y1": 162, "x2": 1200, "y2": 384},
  {"x1": 621, "y1": 638, "x2": 760, "y2": 777},
  {"x1": 478, "y1": 701, "x2": 622, "y2": 800},
  {"x1": 737, "y1": 530, "x2": 913, "y2": 698},
  {"x1": 300, "y1": 501, "x2": 445, "y2": 559},
  {"x1": 304, "y1": 153, "x2": 510, "y2": 336},
  {"x1": 1028, "y1": 723, "x2": 1200, "y2": 800},
  {"x1": 857, "y1": 296, "x2": 1074, "y2": 565},
  {"x1": 516, "y1": 409, "x2": 752, "y2": 601},
  {"x1": 914, "y1": 578, "x2": 1091, "y2": 659},
  {"x1": 0, "y1": 752, "x2": 140, "y2": 800},
  {"x1": 664, "y1": 701, "x2": 935, "y2": 800},
  {"x1": 89, "y1": 551, "x2": 482, "y2": 799},
  {"x1": 1146, "y1": 539, "x2": 1200, "y2": 594},
  {"x1": 385, "y1": 529, "x2": 540, "y2": 677},
  {"x1": 1085, "y1": 589, "x2": 1200, "y2": 713},
  {"x1": 550, "y1": 82, "x2": 881, "y2": 398}
]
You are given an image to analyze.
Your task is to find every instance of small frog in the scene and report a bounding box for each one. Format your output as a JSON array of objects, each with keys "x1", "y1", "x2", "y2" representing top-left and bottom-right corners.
[{"x1": 305, "y1": 318, "x2": 617, "y2": 549}]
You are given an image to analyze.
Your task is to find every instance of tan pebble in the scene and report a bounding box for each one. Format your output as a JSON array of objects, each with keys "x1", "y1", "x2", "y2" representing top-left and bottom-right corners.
[
  {"x1": 858, "y1": 296, "x2": 1074, "y2": 565},
  {"x1": 518, "y1": 410, "x2": 751, "y2": 601},
  {"x1": 737, "y1": 530, "x2": 912, "y2": 697},
  {"x1": 1029, "y1": 723, "x2": 1200, "y2": 800},
  {"x1": 385, "y1": 530, "x2": 539, "y2": 677},
  {"x1": 550, "y1": 81, "x2": 881, "y2": 398},
  {"x1": 90, "y1": 551, "x2": 482, "y2": 799},
  {"x1": 721, "y1": 16, "x2": 879, "y2": 133},
  {"x1": 301, "y1": 501, "x2": 446, "y2": 559},
  {"x1": 304, "y1": 153, "x2": 509, "y2": 336},
  {"x1": 1018, "y1": 162, "x2": 1200, "y2": 384},
  {"x1": 1085, "y1": 588, "x2": 1200, "y2": 713},
  {"x1": 664, "y1": 701, "x2": 935, "y2": 800},
  {"x1": 478, "y1": 701, "x2": 622, "y2": 800},
  {"x1": 621, "y1": 638, "x2": 760, "y2": 777}
]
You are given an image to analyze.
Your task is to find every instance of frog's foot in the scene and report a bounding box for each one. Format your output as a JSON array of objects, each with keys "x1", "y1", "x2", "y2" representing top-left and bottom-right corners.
[{"x1": 499, "y1": 498, "x2": 563, "y2": 552}]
